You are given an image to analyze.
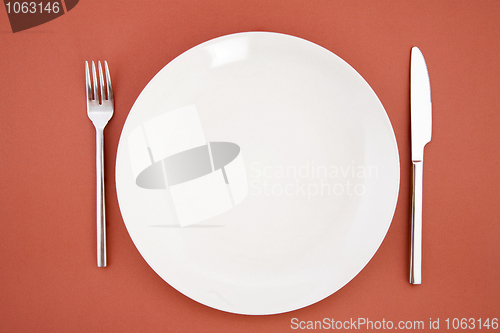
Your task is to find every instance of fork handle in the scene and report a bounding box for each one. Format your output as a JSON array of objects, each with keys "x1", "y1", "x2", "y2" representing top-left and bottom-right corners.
[
  {"x1": 96, "y1": 128, "x2": 107, "y2": 267},
  {"x1": 410, "y1": 160, "x2": 423, "y2": 284}
]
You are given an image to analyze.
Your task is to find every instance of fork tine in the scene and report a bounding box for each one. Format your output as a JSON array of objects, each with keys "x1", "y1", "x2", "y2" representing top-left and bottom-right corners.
[
  {"x1": 85, "y1": 61, "x2": 92, "y2": 101},
  {"x1": 91, "y1": 61, "x2": 98, "y2": 102},
  {"x1": 98, "y1": 61, "x2": 105, "y2": 103},
  {"x1": 104, "y1": 61, "x2": 113, "y2": 101}
]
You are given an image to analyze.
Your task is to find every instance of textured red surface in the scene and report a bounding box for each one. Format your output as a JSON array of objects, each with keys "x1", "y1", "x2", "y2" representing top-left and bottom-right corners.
[{"x1": 1, "y1": 1, "x2": 499, "y2": 331}]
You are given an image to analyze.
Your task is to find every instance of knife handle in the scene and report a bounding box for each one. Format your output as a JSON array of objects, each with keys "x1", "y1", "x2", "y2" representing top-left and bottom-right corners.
[{"x1": 410, "y1": 160, "x2": 423, "y2": 284}]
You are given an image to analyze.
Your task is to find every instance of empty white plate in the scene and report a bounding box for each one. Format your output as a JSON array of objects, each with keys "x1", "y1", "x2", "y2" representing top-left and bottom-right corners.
[{"x1": 116, "y1": 32, "x2": 399, "y2": 315}]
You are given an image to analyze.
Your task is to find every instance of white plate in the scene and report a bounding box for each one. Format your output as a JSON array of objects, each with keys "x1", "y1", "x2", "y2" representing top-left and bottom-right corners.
[{"x1": 116, "y1": 32, "x2": 399, "y2": 315}]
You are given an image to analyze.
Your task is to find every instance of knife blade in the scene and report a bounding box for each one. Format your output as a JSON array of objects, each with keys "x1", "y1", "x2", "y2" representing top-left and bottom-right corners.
[{"x1": 410, "y1": 46, "x2": 432, "y2": 285}]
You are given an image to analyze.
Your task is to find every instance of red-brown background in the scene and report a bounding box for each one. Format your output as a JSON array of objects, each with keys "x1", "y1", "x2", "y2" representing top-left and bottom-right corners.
[{"x1": 1, "y1": 1, "x2": 499, "y2": 332}]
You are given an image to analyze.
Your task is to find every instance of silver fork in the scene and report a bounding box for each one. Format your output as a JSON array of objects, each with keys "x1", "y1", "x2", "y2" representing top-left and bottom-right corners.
[{"x1": 86, "y1": 61, "x2": 114, "y2": 267}]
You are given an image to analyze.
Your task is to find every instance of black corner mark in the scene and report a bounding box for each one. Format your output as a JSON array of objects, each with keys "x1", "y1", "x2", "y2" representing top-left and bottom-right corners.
[
  {"x1": 3, "y1": 0, "x2": 79, "y2": 33},
  {"x1": 65, "y1": 0, "x2": 77, "y2": 11}
]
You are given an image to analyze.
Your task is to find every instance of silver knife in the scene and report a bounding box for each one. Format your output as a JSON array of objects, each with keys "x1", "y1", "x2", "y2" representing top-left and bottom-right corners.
[{"x1": 410, "y1": 46, "x2": 432, "y2": 284}]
